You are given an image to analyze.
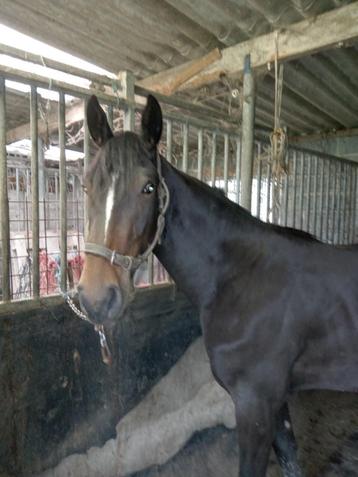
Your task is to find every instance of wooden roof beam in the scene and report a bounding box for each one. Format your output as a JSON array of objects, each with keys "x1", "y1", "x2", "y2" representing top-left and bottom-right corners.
[{"x1": 139, "y1": 2, "x2": 358, "y2": 93}]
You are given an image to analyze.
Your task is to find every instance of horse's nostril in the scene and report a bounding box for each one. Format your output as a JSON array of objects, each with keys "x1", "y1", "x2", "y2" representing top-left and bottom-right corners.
[{"x1": 78, "y1": 285, "x2": 122, "y2": 323}]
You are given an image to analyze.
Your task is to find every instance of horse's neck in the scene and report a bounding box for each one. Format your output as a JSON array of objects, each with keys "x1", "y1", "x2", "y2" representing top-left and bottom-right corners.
[{"x1": 155, "y1": 161, "x2": 260, "y2": 309}]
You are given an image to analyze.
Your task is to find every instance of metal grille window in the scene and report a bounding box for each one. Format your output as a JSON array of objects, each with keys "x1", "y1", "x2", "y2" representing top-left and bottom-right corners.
[{"x1": 1, "y1": 66, "x2": 358, "y2": 303}]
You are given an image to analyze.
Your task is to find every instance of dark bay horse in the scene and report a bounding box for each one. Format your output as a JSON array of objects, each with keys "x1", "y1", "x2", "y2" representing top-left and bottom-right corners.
[{"x1": 78, "y1": 94, "x2": 358, "y2": 477}]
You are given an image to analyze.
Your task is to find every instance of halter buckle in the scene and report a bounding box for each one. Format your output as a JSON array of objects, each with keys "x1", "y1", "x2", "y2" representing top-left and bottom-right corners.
[{"x1": 110, "y1": 250, "x2": 117, "y2": 265}]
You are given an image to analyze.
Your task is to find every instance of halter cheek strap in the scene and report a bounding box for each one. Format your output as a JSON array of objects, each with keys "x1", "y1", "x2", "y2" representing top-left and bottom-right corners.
[{"x1": 83, "y1": 152, "x2": 170, "y2": 272}]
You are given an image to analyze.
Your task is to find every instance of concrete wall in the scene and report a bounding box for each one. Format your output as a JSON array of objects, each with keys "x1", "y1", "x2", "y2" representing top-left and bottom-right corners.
[
  {"x1": 1, "y1": 287, "x2": 358, "y2": 477},
  {"x1": 0, "y1": 286, "x2": 200, "y2": 476}
]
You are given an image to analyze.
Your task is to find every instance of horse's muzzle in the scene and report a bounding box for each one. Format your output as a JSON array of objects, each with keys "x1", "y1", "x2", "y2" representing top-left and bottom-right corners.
[{"x1": 77, "y1": 284, "x2": 123, "y2": 324}]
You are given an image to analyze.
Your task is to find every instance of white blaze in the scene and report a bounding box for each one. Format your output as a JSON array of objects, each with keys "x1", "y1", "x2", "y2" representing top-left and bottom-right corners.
[{"x1": 105, "y1": 178, "x2": 115, "y2": 240}]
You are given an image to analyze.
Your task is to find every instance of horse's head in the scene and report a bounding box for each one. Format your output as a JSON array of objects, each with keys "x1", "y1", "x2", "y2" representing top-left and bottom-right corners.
[{"x1": 78, "y1": 94, "x2": 164, "y2": 324}]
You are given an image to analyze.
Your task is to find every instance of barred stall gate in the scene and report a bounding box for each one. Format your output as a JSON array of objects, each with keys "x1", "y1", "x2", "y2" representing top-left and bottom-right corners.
[{"x1": 1, "y1": 60, "x2": 358, "y2": 477}]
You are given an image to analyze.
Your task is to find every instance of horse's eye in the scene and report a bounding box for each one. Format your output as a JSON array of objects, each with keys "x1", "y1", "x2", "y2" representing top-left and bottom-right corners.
[{"x1": 142, "y1": 182, "x2": 156, "y2": 194}]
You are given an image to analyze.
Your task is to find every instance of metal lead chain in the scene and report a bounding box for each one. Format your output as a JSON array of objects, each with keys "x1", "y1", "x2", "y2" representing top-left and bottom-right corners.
[{"x1": 61, "y1": 290, "x2": 112, "y2": 366}]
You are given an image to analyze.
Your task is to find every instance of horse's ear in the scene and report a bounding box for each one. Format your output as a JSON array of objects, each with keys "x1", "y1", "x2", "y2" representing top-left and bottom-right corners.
[
  {"x1": 86, "y1": 95, "x2": 113, "y2": 147},
  {"x1": 141, "y1": 95, "x2": 163, "y2": 147}
]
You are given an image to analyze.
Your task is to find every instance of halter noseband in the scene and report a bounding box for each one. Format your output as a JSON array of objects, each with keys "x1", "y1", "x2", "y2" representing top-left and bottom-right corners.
[{"x1": 83, "y1": 152, "x2": 170, "y2": 272}]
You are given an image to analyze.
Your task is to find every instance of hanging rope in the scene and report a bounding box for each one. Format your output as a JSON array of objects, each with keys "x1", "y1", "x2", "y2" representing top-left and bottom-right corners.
[{"x1": 270, "y1": 31, "x2": 288, "y2": 221}]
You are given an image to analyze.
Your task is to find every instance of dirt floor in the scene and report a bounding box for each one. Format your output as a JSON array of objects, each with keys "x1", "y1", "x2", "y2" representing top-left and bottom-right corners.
[{"x1": 133, "y1": 391, "x2": 358, "y2": 477}]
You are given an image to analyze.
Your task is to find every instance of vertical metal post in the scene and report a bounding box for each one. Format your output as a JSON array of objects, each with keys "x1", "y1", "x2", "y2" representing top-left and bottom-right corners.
[
  {"x1": 83, "y1": 98, "x2": 90, "y2": 226},
  {"x1": 107, "y1": 104, "x2": 114, "y2": 129},
  {"x1": 30, "y1": 85, "x2": 40, "y2": 297},
  {"x1": 318, "y1": 159, "x2": 324, "y2": 239},
  {"x1": 352, "y1": 167, "x2": 357, "y2": 243},
  {"x1": 331, "y1": 162, "x2": 339, "y2": 244},
  {"x1": 197, "y1": 129, "x2": 203, "y2": 181},
  {"x1": 121, "y1": 71, "x2": 135, "y2": 132},
  {"x1": 182, "y1": 122, "x2": 189, "y2": 173},
  {"x1": 256, "y1": 143, "x2": 262, "y2": 218},
  {"x1": 0, "y1": 77, "x2": 10, "y2": 301},
  {"x1": 292, "y1": 151, "x2": 297, "y2": 228},
  {"x1": 341, "y1": 165, "x2": 346, "y2": 244},
  {"x1": 283, "y1": 152, "x2": 289, "y2": 226},
  {"x1": 348, "y1": 166, "x2": 355, "y2": 243},
  {"x1": 325, "y1": 161, "x2": 332, "y2": 243},
  {"x1": 312, "y1": 156, "x2": 318, "y2": 236},
  {"x1": 299, "y1": 153, "x2": 304, "y2": 231},
  {"x1": 266, "y1": 162, "x2": 272, "y2": 222},
  {"x1": 223, "y1": 133, "x2": 229, "y2": 195},
  {"x1": 211, "y1": 132, "x2": 217, "y2": 187},
  {"x1": 235, "y1": 137, "x2": 241, "y2": 204},
  {"x1": 240, "y1": 54, "x2": 255, "y2": 211},
  {"x1": 59, "y1": 91, "x2": 67, "y2": 292},
  {"x1": 166, "y1": 119, "x2": 172, "y2": 163},
  {"x1": 306, "y1": 155, "x2": 312, "y2": 233}
]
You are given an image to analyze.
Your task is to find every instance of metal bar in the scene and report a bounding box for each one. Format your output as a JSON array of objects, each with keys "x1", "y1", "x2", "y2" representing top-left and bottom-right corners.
[
  {"x1": 337, "y1": 162, "x2": 343, "y2": 244},
  {"x1": 318, "y1": 158, "x2": 324, "y2": 239},
  {"x1": 256, "y1": 143, "x2": 262, "y2": 218},
  {"x1": 0, "y1": 77, "x2": 10, "y2": 301},
  {"x1": 324, "y1": 161, "x2": 332, "y2": 242},
  {"x1": 83, "y1": 99, "x2": 90, "y2": 225},
  {"x1": 148, "y1": 254, "x2": 154, "y2": 286},
  {"x1": 182, "y1": 122, "x2": 189, "y2": 173},
  {"x1": 299, "y1": 153, "x2": 304, "y2": 231},
  {"x1": 223, "y1": 133, "x2": 229, "y2": 195},
  {"x1": 107, "y1": 104, "x2": 114, "y2": 129},
  {"x1": 348, "y1": 166, "x2": 355, "y2": 244},
  {"x1": 312, "y1": 156, "x2": 318, "y2": 236},
  {"x1": 59, "y1": 91, "x2": 67, "y2": 292},
  {"x1": 306, "y1": 155, "x2": 312, "y2": 233},
  {"x1": 292, "y1": 151, "x2": 297, "y2": 228},
  {"x1": 30, "y1": 85, "x2": 39, "y2": 298},
  {"x1": 352, "y1": 167, "x2": 358, "y2": 244},
  {"x1": 197, "y1": 129, "x2": 203, "y2": 181},
  {"x1": 266, "y1": 162, "x2": 272, "y2": 223},
  {"x1": 211, "y1": 132, "x2": 217, "y2": 187},
  {"x1": 283, "y1": 152, "x2": 289, "y2": 226},
  {"x1": 235, "y1": 137, "x2": 241, "y2": 204},
  {"x1": 339, "y1": 164, "x2": 347, "y2": 244},
  {"x1": 343, "y1": 165, "x2": 350, "y2": 244},
  {"x1": 240, "y1": 55, "x2": 255, "y2": 211},
  {"x1": 166, "y1": 119, "x2": 172, "y2": 163},
  {"x1": 331, "y1": 162, "x2": 339, "y2": 244},
  {"x1": 122, "y1": 72, "x2": 135, "y2": 132}
]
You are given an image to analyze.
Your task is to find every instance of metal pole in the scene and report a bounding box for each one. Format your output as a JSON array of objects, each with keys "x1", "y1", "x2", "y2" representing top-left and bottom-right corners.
[
  {"x1": 107, "y1": 104, "x2": 114, "y2": 129},
  {"x1": 59, "y1": 91, "x2": 67, "y2": 292},
  {"x1": 166, "y1": 119, "x2": 172, "y2": 164},
  {"x1": 292, "y1": 151, "x2": 297, "y2": 228},
  {"x1": 256, "y1": 143, "x2": 262, "y2": 218},
  {"x1": 182, "y1": 122, "x2": 189, "y2": 173},
  {"x1": 211, "y1": 132, "x2": 217, "y2": 187},
  {"x1": 318, "y1": 158, "x2": 324, "y2": 239},
  {"x1": 240, "y1": 54, "x2": 255, "y2": 211},
  {"x1": 121, "y1": 72, "x2": 135, "y2": 132},
  {"x1": 306, "y1": 155, "x2": 312, "y2": 233},
  {"x1": 223, "y1": 133, "x2": 229, "y2": 195},
  {"x1": 83, "y1": 98, "x2": 90, "y2": 226},
  {"x1": 325, "y1": 161, "x2": 332, "y2": 243},
  {"x1": 299, "y1": 153, "x2": 304, "y2": 231},
  {"x1": 30, "y1": 85, "x2": 39, "y2": 298},
  {"x1": 283, "y1": 152, "x2": 289, "y2": 226},
  {"x1": 197, "y1": 129, "x2": 203, "y2": 181},
  {"x1": 0, "y1": 77, "x2": 10, "y2": 301},
  {"x1": 235, "y1": 137, "x2": 241, "y2": 204},
  {"x1": 352, "y1": 167, "x2": 357, "y2": 243},
  {"x1": 266, "y1": 162, "x2": 272, "y2": 222},
  {"x1": 312, "y1": 156, "x2": 318, "y2": 236}
]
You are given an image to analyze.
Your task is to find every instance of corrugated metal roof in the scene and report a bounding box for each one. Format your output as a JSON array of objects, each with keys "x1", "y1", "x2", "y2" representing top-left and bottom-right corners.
[{"x1": 0, "y1": 0, "x2": 357, "y2": 137}]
